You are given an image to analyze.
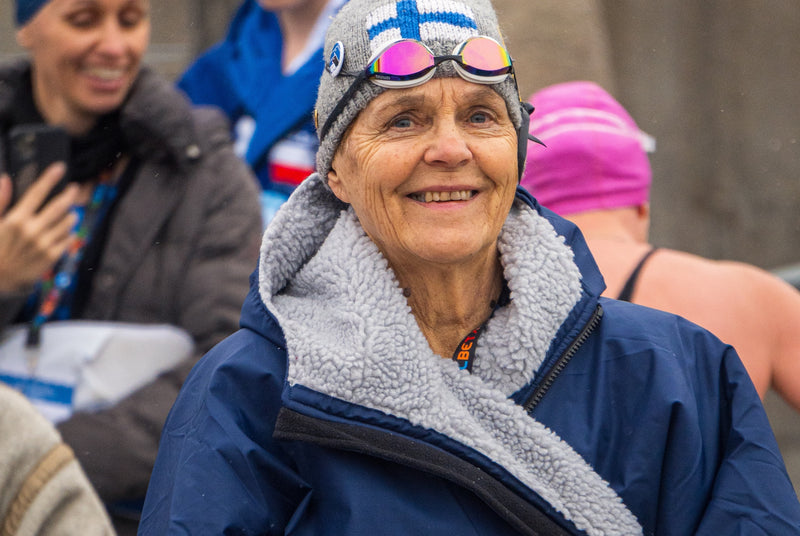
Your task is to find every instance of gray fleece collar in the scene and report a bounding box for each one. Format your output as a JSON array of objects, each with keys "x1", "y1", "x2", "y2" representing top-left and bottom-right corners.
[{"x1": 258, "y1": 174, "x2": 642, "y2": 535}]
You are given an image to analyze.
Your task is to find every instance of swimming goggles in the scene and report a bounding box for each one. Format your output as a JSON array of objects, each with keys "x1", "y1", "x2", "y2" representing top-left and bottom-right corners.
[{"x1": 319, "y1": 36, "x2": 515, "y2": 140}]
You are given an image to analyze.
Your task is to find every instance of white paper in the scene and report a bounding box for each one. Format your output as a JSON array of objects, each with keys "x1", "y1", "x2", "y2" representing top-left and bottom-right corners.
[{"x1": 0, "y1": 321, "x2": 194, "y2": 423}]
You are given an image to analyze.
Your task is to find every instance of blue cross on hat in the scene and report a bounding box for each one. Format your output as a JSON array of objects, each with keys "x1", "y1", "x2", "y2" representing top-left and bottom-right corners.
[{"x1": 367, "y1": 0, "x2": 479, "y2": 53}]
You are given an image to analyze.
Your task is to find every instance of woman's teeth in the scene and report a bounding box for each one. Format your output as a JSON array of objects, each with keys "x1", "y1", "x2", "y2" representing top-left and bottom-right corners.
[
  {"x1": 86, "y1": 67, "x2": 125, "y2": 80},
  {"x1": 411, "y1": 190, "x2": 474, "y2": 203}
]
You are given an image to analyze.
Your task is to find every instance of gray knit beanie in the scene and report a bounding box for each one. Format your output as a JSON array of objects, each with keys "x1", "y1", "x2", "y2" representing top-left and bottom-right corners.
[{"x1": 315, "y1": 0, "x2": 523, "y2": 182}]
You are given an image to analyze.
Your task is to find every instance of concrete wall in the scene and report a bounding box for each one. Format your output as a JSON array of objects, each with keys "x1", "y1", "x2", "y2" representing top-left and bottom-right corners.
[
  {"x1": 489, "y1": 1, "x2": 800, "y2": 270},
  {"x1": 605, "y1": 2, "x2": 800, "y2": 270}
]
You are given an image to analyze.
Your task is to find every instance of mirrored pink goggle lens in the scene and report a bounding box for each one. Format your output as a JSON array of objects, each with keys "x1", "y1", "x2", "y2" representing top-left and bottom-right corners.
[
  {"x1": 370, "y1": 41, "x2": 434, "y2": 77},
  {"x1": 459, "y1": 38, "x2": 512, "y2": 74}
]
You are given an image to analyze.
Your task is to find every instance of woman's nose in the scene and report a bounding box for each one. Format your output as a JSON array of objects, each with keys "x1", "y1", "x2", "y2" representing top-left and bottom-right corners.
[
  {"x1": 96, "y1": 20, "x2": 128, "y2": 57},
  {"x1": 423, "y1": 121, "x2": 473, "y2": 168}
]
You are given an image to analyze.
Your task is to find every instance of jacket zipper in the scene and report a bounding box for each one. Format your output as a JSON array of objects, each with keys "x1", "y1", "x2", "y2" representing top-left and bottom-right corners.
[{"x1": 523, "y1": 303, "x2": 604, "y2": 412}]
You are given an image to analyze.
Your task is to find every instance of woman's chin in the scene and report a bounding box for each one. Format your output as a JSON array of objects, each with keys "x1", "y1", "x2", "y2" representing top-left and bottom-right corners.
[
  {"x1": 76, "y1": 92, "x2": 129, "y2": 117},
  {"x1": 398, "y1": 238, "x2": 494, "y2": 269},
  {"x1": 77, "y1": 75, "x2": 136, "y2": 114}
]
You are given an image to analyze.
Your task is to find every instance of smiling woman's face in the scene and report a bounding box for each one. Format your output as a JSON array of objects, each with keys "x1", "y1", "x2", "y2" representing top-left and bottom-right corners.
[
  {"x1": 328, "y1": 77, "x2": 518, "y2": 273},
  {"x1": 16, "y1": 0, "x2": 150, "y2": 132}
]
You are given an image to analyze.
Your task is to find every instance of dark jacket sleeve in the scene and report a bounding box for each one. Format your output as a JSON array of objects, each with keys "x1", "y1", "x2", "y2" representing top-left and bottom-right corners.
[
  {"x1": 57, "y1": 360, "x2": 192, "y2": 503},
  {"x1": 693, "y1": 344, "x2": 800, "y2": 534}
]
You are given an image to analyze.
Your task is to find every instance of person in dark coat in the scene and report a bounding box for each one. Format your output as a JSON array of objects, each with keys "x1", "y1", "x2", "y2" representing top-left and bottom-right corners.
[{"x1": 0, "y1": 1, "x2": 262, "y2": 533}]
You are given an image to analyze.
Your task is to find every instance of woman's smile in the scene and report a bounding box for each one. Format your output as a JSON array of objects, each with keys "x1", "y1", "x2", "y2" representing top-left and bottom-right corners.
[
  {"x1": 80, "y1": 64, "x2": 131, "y2": 92},
  {"x1": 408, "y1": 189, "x2": 476, "y2": 203}
]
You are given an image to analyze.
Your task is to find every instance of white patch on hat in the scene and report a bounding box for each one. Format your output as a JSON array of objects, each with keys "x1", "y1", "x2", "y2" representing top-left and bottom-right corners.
[
  {"x1": 417, "y1": 0, "x2": 476, "y2": 21},
  {"x1": 531, "y1": 107, "x2": 656, "y2": 151},
  {"x1": 419, "y1": 21, "x2": 477, "y2": 42},
  {"x1": 369, "y1": 28, "x2": 404, "y2": 53},
  {"x1": 366, "y1": 3, "x2": 399, "y2": 52},
  {"x1": 328, "y1": 41, "x2": 345, "y2": 77}
]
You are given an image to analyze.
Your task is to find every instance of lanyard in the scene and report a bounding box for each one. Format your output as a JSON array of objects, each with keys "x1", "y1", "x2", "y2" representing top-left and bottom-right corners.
[
  {"x1": 26, "y1": 177, "x2": 117, "y2": 347},
  {"x1": 449, "y1": 279, "x2": 511, "y2": 372},
  {"x1": 452, "y1": 326, "x2": 483, "y2": 372}
]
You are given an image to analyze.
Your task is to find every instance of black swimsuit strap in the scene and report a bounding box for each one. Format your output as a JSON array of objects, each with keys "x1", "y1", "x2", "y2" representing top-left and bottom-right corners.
[{"x1": 617, "y1": 247, "x2": 658, "y2": 302}]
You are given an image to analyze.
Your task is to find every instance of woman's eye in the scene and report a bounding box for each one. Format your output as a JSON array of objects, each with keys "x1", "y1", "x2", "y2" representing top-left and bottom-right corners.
[
  {"x1": 120, "y1": 9, "x2": 146, "y2": 28},
  {"x1": 391, "y1": 117, "x2": 413, "y2": 129},
  {"x1": 67, "y1": 11, "x2": 98, "y2": 28},
  {"x1": 469, "y1": 111, "x2": 490, "y2": 124}
]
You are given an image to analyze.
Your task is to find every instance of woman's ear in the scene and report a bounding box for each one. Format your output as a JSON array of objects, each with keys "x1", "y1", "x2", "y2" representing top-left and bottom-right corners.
[
  {"x1": 637, "y1": 202, "x2": 651, "y2": 242},
  {"x1": 16, "y1": 25, "x2": 33, "y2": 49},
  {"x1": 637, "y1": 202, "x2": 650, "y2": 221},
  {"x1": 327, "y1": 162, "x2": 350, "y2": 204}
]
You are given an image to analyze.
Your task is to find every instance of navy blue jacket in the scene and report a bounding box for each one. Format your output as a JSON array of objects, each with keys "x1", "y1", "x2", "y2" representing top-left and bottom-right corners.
[{"x1": 139, "y1": 177, "x2": 800, "y2": 535}]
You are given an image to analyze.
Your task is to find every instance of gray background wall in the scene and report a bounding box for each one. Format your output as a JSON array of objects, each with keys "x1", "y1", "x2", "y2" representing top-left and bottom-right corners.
[
  {"x1": 2, "y1": 0, "x2": 798, "y2": 485},
  {"x1": 494, "y1": 0, "x2": 800, "y2": 271}
]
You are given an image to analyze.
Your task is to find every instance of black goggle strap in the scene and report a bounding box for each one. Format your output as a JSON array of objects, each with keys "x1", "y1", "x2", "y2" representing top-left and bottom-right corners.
[
  {"x1": 318, "y1": 70, "x2": 370, "y2": 142},
  {"x1": 516, "y1": 89, "x2": 545, "y2": 182},
  {"x1": 522, "y1": 101, "x2": 546, "y2": 147}
]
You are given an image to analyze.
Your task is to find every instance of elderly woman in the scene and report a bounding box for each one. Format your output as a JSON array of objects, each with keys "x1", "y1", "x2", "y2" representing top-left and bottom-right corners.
[
  {"x1": 140, "y1": 0, "x2": 800, "y2": 534},
  {"x1": 0, "y1": 0, "x2": 262, "y2": 532}
]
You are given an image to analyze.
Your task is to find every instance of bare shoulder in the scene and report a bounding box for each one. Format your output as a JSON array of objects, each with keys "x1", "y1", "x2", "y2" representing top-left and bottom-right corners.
[
  {"x1": 639, "y1": 249, "x2": 800, "y2": 323},
  {"x1": 588, "y1": 240, "x2": 800, "y2": 325},
  {"x1": 641, "y1": 250, "x2": 800, "y2": 402},
  {"x1": 646, "y1": 249, "x2": 795, "y2": 300}
]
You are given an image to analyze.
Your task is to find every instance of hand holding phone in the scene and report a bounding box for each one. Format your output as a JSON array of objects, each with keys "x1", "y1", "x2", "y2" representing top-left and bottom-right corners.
[
  {"x1": 7, "y1": 124, "x2": 71, "y2": 208},
  {"x1": 0, "y1": 162, "x2": 79, "y2": 293}
]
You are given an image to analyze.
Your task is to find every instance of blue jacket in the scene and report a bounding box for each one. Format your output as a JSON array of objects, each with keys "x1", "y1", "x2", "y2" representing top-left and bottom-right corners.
[
  {"x1": 178, "y1": 0, "x2": 341, "y2": 223},
  {"x1": 139, "y1": 175, "x2": 800, "y2": 535}
]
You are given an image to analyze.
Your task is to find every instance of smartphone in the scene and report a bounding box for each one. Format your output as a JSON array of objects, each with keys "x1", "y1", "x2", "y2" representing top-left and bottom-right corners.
[{"x1": 7, "y1": 124, "x2": 71, "y2": 207}]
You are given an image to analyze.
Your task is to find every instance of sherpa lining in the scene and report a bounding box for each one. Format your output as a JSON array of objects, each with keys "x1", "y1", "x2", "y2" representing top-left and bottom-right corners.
[{"x1": 259, "y1": 174, "x2": 642, "y2": 536}]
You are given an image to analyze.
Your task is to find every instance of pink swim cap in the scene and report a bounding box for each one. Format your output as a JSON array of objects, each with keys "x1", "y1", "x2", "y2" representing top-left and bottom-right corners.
[{"x1": 521, "y1": 81, "x2": 653, "y2": 216}]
